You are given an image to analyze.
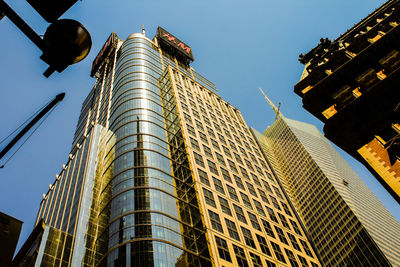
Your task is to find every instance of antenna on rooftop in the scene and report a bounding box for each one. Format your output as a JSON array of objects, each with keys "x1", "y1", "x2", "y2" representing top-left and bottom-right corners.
[
  {"x1": 142, "y1": 24, "x2": 146, "y2": 36},
  {"x1": 259, "y1": 87, "x2": 282, "y2": 121}
]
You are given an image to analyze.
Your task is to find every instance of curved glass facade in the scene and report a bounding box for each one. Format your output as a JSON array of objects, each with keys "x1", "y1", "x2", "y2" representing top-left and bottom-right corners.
[{"x1": 99, "y1": 36, "x2": 186, "y2": 266}]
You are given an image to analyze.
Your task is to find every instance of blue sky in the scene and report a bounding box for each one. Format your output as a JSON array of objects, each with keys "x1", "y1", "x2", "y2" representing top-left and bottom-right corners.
[{"x1": 1, "y1": 0, "x2": 397, "y2": 251}]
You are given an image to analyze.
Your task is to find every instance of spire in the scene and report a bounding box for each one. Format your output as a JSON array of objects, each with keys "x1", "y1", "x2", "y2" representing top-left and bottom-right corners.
[
  {"x1": 259, "y1": 88, "x2": 283, "y2": 120},
  {"x1": 142, "y1": 24, "x2": 146, "y2": 36}
]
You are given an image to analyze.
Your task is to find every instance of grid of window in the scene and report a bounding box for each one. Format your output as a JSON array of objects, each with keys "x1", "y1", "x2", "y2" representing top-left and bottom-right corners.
[
  {"x1": 207, "y1": 160, "x2": 219, "y2": 175},
  {"x1": 253, "y1": 199, "x2": 265, "y2": 216},
  {"x1": 218, "y1": 196, "x2": 232, "y2": 216},
  {"x1": 298, "y1": 255, "x2": 309, "y2": 267},
  {"x1": 266, "y1": 206, "x2": 279, "y2": 223},
  {"x1": 215, "y1": 236, "x2": 232, "y2": 262},
  {"x1": 278, "y1": 213, "x2": 291, "y2": 230},
  {"x1": 220, "y1": 167, "x2": 232, "y2": 183},
  {"x1": 261, "y1": 219, "x2": 275, "y2": 238},
  {"x1": 275, "y1": 226, "x2": 289, "y2": 245},
  {"x1": 288, "y1": 233, "x2": 302, "y2": 252},
  {"x1": 203, "y1": 188, "x2": 216, "y2": 207},
  {"x1": 234, "y1": 174, "x2": 245, "y2": 190},
  {"x1": 224, "y1": 146, "x2": 232, "y2": 158},
  {"x1": 198, "y1": 168, "x2": 210, "y2": 186},
  {"x1": 209, "y1": 210, "x2": 223, "y2": 233},
  {"x1": 226, "y1": 185, "x2": 239, "y2": 202},
  {"x1": 248, "y1": 212, "x2": 261, "y2": 231},
  {"x1": 240, "y1": 192, "x2": 252, "y2": 209},
  {"x1": 190, "y1": 137, "x2": 200, "y2": 151},
  {"x1": 250, "y1": 252, "x2": 263, "y2": 267},
  {"x1": 211, "y1": 139, "x2": 220, "y2": 151},
  {"x1": 290, "y1": 219, "x2": 303, "y2": 236},
  {"x1": 215, "y1": 152, "x2": 225, "y2": 165},
  {"x1": 192, "y1": 151, "x2": 206, "y2": 168},
  {"x1": 240, "y1": 167, "x2": 250, "y2": 180},
  {"x1": 203, "y1": 145, "x2": 213, "y2": 158},
  {"x1": 213, "y1": 177, "x2": 225, "y2": 194},
  {"x1": 258, "y1": 189, "x2": 270, "y2": 204},
  {"x1": 234, "y1": 204, "x2": 247, "y2": 223},
  {"x1": 281, "y1": 202, "x2": 293, "y2": 217},
  {"x1": 199, "y1": 131, "x2": 208, "y2": 143},
  {"x1": 225, "y1": 218, "x2": 240, "y2": 241},
  {"x1": 256, "y1": 234, "x2": 272, "y2": 256},
  {"x1": 186, "y1": 124, "x2": 196, "y2": 136},
  {"x1": 271, "y1": 242, "x2": 286, "y2": 263},
  {"x1": 241, "y1": 226, "x2": 256, "y2": 248},
  {"x1": 246, "y1": 182, "x2": 257, "y2": 197},
  {"x1": 300, "y1": 239, "x2": 313, "y2": 257},
  {"x1": 233, "y1": 244, "x2": 249, "y2": 267},
  {"x1": 285, "y1": 248, "x2": 299, "y2": 267},
  {"x1": 270, "y1": 195, "x2": 281, "y2": 210}
]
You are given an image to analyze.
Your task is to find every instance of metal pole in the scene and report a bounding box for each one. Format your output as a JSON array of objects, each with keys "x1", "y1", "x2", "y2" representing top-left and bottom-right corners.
[
  {"x1": 0, "y1": 93, "x2": 65, "y2": 160},
  {"x1": 0, "y1": 0, "x2": 44, "y2": 50}
]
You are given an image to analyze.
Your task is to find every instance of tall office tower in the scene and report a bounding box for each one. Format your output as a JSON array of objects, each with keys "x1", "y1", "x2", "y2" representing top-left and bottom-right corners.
[
  {"x1": 294, "y1": 0, "x2": 400, "y2": 204},
  {"x1": 14, "y1": 28, "x2": 321, "y2": 267},
  {"x1": 254, "y1": 94, "x2": 400, "y2": 266}
]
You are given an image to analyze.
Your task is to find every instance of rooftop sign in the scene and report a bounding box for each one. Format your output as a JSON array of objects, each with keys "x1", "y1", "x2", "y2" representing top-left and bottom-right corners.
[{"x1": 156, "y1": 27, "x2": 194, "y2": 64}]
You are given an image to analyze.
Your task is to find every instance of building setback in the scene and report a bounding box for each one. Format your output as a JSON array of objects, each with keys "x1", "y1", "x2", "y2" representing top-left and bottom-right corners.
[
  {"x1": 14, "y1": 28, "x2": 320, "y2": 267},
  {"x1": 294, "y1": 0, "x2": 400, "y2": 204},
  {"x1": 254, "y1": 95, "x2": 400, "y2": 266}
]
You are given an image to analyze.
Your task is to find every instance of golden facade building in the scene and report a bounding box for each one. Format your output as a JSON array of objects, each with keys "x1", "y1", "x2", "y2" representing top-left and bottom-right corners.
[
  {"x1": 294, "y1": 0, "x2": 400, "y2": 204},
  {"x1": 254, "y1": 95, "x2": 400, "y2": 266},
  {"x1": 14, "y1": 28, "x2": 320, "y2": 266}
]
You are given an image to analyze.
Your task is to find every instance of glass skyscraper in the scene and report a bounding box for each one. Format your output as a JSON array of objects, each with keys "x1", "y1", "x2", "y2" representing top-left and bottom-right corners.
[
  {"x1": 254, "y1": 95, "x2": 400, "y2": 266},
  {"x1": 14, "y1": 28, "x2": 320, "y2": 266}
]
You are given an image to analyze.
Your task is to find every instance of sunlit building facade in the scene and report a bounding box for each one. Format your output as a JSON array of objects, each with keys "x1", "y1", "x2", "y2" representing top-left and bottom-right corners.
[
  {"x1": 254, "y1": 97, "x2": 400, "y2": 266},
  {"x1": 14, "y1": 28, "x2": 321, "y2": 266}
]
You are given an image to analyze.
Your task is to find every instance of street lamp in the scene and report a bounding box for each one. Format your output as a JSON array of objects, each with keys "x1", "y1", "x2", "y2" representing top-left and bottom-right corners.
[{"x1": 0, "y1": 0, "x2": 91, "y2": 77}]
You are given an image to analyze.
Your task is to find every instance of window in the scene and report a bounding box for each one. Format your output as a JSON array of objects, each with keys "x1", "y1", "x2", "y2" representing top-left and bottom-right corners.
[
  {"x1": 224, "y1": 128, "x2": 232, "y2": 139},
  {"x1": 251, "y1": 173, "x2": 261, "y2": 186},
  {"x1": 287, "y1": 233, "x2": 302, "y2": 251},
  {"x1": 183, "y1": 112, "x2": 192, "y2": 124},
  {"x1": 230, "y1": 141, "x2": 238, "y2": 152},
  {"x1": 250, "y1": 252, "x2": 262, "y2": 267},
  {"x1": 198, "y1": 131, "x2": 208, "y2": 143},
  {"x1": 213, "y1": 177, "x2": 225, "y2": 194},
  {"x1": 192, "y1": 109, "x2": 200, "y2": 119},
  {"x1": 246, "y1": 182, "x2": 257, "y2": 197},
  {"x1": 211, "y1": 138, "x2": 220, "y2": 151},
  {"x1": 214, "y1": 122, "x2": 221, "y2": 132},
  {"x1": 226, "y1": 185, "x2": 239, "y2": 202},
  {"x1": 233, "y1": 204, "x2": 247, "y2": 223},
  {"x1": 253, "y1": 199, "x2": 265, "y2": 216},
  {"x1": 206, "y1": 126, "x2": 215, "y2": 138},
  {"x1": 218, "y1": 133, "x2": 226, "y2": 145},
  {"x1": 241, "y1": 226, "x2": 256, "y2": 248},
  {"x1": 263, "y1": 180, "x2": 273, "y2": 193},
  {"x1": 198, "y1": 169, "x2": 210, "y2": 186},
  {"x1": 193, "y1": 152, "x2": 204, "y2": 167},
  {"x1": 219, "y1": 196, "x2": 231, "y2": 215},
  {"x1": 265, "y1": 259, "x2": 277, "y2": 267},
  {"x1": 190, "y1": 137, "x2": 200, "y2": 151},
  {"x1": 223, "y1": 145, "x2": 232, "y2": 158},
  {"x1": 207, "y1": 160, "x2": 219, "y2": 175},
  {"x1": 285, "y1": 249, "x2": 299, "y2": 267},
  {"x1": 234, "y1": 135, "x2": 242, "y2": 145},
  {"x1": 233, "y1": 244, "x2": 249, "y2": 267},
  {"x1": 215, "y1": 236, "x2": 231, "y2": 262},
  {"x1": 239, "y1": 146, "x2": 247, "y2": 156},
  {"x1": 256, "y1": 234, "x2": 271, "y2": 256},
  {"x1": 270, "y1": 196, "x2": 281, "y2": 210},
  {"x1": 240, "y1": 192, "x2": 252, "y2": 209},
  {"x1": 208, "y1": 210, "x2": 223, "y2": 233},
  {"x1": 290, "y1": 219, "x2": 303, "y2": 236},
  {"x1": 220, "y1": 167, "x2": 232, "y2": 183},
  {"x1": 203, "y1": 188, "x2": 216, "y2": 207},
  {"x1": 272, "y1": 185, "x2": 283, "y2": 199},
  {"x1": 271, "y1": 242, "x2": 286, "y2": 263},
  {"x1": 261, "y1": 219, "x2": 275, "y2": 238},
  {"x1": 300, "y1": 239, "x2": 313, "y2": 257},
  {"x1": 258, "y1": 189, "x2": 270, "y2": 204},
  {"x1": 203, "y1": 116, "x2": 211, "y2": 126},
  {"x1": 186, "y1": 124, "x2": 196, "y2": 136},
  {"x1": 225, "y1": 218, "x2": 240, "y2": 241},
  {"x1": 275, "y1": 226, "x2": 288, "y2": 245},
  {"x1": 215, "y1": 152, "x2": 225, "y2": 166},
  {"x1": 278, "y1": 213, "x2": 291, "y2": 230},
  {"x1": 203, "y1": 145, "x2": 213, "y2": 158},
  {"x1": 247, "y1": 212, "x2": 261, "y2": 231},
  {"x1": 298, "y1": 255, "x2": 309, "y2": 267},
  {"x1": 227, "y1": 159, "x2": 237, "y2": 173},
  {"x1": 234, "y1": 152, "x2": 243, "y2": 164},
  {"x1": 281, "y1": 202, "x2": 293, "y2": 217},
  {"x1": 266, "y1": 207, "x2": 278, "y2": 223},
  {"x1": 240, "y1": 167, "x2": 250, "y2": 181},
  {"x1": 233, "y1": 175, "x2": 245, "y2": 190},
  {"x1": 244, "y1": 159, "x2": 254, "y2": 171}
]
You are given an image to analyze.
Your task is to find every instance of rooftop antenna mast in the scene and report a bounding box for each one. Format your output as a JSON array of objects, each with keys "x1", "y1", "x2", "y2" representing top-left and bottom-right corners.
[
  {"x1": 259, "y1": 87, "x2": 282, "y2": 121},
  {"x1": 142, "y1": 24, "x2": 146, "y2": 36}
]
